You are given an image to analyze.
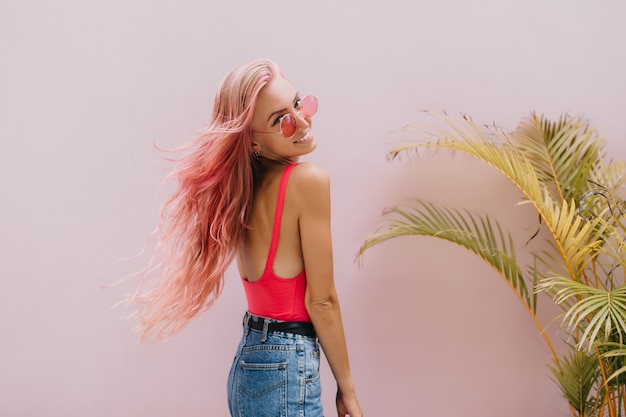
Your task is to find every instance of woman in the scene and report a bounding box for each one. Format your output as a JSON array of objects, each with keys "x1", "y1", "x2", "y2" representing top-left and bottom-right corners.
[{"x1": 132, "y1": 59, "x2": 363, "y2": 416}]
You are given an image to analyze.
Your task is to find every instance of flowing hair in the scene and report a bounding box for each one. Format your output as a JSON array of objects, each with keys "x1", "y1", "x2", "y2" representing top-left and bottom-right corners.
[{"x1": 130, "y1": 59, "x2": 282, "y2": 343}]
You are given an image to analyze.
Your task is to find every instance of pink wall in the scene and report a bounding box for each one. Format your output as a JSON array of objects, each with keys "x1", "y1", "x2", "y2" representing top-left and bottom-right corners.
[{"x1": 2, "y1": 1, "x2": 625, "y2": 416}]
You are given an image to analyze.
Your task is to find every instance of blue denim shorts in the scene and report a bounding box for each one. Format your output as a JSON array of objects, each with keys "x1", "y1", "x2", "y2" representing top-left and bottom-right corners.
[{"x1": 227, "y1": 312, "x2": 323, "y2": 417}]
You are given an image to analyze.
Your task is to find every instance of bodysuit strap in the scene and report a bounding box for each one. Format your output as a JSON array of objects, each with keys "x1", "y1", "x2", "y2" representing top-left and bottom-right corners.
[{"x1": 265, "y1": 163, "x2": 297, "y2": 269}]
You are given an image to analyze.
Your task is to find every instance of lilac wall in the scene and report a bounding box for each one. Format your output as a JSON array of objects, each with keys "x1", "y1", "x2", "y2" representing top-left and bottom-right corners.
[{"x1": 2, "y1": 1, "x2": 625, "y2": 416}]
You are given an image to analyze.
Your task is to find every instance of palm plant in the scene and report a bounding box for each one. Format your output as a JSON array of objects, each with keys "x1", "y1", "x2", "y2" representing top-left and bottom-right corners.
[{"x1": 358, "y1": 112, "x2": 626, "y2": 416}]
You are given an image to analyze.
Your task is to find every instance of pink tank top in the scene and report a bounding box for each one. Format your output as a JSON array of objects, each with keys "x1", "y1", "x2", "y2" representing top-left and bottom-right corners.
[{"x1": 242, "y1": 163, "x2": 310, "y2": 322}]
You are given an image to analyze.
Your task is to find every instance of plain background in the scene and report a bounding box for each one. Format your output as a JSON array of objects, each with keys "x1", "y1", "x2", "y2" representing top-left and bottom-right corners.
[{"x1": 2, "y1": 1, "x2": 625, "y2": 416}]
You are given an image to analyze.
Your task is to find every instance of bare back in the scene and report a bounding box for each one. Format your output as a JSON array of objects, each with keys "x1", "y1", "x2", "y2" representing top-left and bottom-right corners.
[{"x1": 237, "y1": 164, "x2": 304, "y2": 282}]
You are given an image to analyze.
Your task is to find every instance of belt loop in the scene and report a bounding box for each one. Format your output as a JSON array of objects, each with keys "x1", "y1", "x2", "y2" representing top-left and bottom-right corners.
[
  {"x1": 261, "y1": 319, "x2": 269, "y2": 343},
  {"x1": 243, "y1": 312, "x2": 250, "y2": 337}
]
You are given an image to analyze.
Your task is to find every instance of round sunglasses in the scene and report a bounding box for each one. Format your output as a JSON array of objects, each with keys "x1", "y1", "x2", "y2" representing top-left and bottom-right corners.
[{"x1": 255, "y1": 95, "x2": 318, "y2": 139}]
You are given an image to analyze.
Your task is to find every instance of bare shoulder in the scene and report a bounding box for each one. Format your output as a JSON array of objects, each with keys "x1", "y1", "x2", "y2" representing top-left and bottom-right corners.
[
  {"x1": 290, "y1": 162, "x2": 330, "y2": 189},
  {"x1": 289, "y1": 162, "x2": 330, "y2": 209}
]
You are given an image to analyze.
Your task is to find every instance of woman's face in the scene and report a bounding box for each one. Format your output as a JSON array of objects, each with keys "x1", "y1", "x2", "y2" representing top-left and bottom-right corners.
[{"x1": 250, "y1": 76, "x2": 317, "y2": 163}]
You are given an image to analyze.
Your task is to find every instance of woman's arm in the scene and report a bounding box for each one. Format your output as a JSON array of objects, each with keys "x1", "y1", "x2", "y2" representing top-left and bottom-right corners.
[{"x1": 293, "y1": 162, "x2": 363, "y2": 417}]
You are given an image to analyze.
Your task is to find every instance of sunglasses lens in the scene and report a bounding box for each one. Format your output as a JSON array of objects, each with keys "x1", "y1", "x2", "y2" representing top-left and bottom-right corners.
[
  {"x1": 280, "y1": 114, "x2": 297, "y2": 138},
  {"x1": 301, "y1": 95, "x2": 318, "y2": 118}
]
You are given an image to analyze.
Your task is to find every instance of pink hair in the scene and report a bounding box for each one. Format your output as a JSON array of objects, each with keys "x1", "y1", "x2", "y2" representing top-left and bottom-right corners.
[{"x1": 131, "y1": 59, "x2": 282, "y2": 343}]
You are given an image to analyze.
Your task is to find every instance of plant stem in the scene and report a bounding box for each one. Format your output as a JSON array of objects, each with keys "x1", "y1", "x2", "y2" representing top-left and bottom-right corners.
[{"x1": 596, "y1": 346, "x2": 616, "y2": 417}]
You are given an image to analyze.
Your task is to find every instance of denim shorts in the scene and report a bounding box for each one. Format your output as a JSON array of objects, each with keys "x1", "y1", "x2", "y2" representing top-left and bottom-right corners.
[{"x1": 227, "y1": 312, "x2": 324, "y2": 417}]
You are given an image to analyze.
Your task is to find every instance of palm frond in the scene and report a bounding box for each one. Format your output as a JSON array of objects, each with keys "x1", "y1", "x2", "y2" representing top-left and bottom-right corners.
[
  {"x1": 390, "y1": 115, "x2": 609, "y2": 286},
  {"x1": 602, "y1": 343, "x2": 626, "y2": 383},
  {"x1": 537, "y1": 278, "x2": 626, "y2": 351},
  {"x1": 553, "y1": 201, "x2": 610, "y2": 278},
  {"x1": 392, "y1": 115, "x2": 547, "y2": 211},
  {"x1": 509, "y1": 113, "x2": 606, "y2": 203},
  {"x1": 547, "y1": 349, "x2": 602, "y2": 417},
  {"x1": 591, "y1": 160, "x2": 626, "y2": 195},
  {"x1": 359, "y1": 201, "x2": 532, "y2": 310}
]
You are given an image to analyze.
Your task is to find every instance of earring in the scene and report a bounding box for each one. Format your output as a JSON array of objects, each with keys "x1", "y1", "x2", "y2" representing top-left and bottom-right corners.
[{"x1": 253, "y1": 150, "x2": 260, "y2": 158}]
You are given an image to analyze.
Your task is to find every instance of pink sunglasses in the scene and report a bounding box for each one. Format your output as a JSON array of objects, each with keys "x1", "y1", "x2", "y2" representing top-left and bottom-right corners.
[{"x1": 256, "y1": 95, "x2": 318, "y2": 139}]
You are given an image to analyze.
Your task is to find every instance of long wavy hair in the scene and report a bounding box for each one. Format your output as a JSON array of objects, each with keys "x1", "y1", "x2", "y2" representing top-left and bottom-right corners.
[{"x1": 131, "y1": 59, "x2": 281, "y2": 343}]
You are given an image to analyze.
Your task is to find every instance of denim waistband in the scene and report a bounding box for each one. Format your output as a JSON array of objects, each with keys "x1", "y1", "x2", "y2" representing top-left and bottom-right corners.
[{"x1": 243, "y1": 312, "x2": 316, "y2": 341}]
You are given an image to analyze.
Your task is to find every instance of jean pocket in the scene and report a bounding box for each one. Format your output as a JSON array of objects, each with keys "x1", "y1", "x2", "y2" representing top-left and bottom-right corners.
[{"x1": 237, "y1": 360, "x2": 287, "y2": 417}]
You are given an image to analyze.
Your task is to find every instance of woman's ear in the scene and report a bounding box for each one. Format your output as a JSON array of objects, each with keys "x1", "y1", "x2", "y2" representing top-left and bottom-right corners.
[{"x1": 251, "y1": 142, "x2": 261, "y2": 157}]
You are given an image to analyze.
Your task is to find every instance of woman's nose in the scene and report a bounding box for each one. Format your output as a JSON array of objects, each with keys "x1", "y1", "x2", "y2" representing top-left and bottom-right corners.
[{"x1": 294, "y1": 110, "x2": 310, "y2": 128}]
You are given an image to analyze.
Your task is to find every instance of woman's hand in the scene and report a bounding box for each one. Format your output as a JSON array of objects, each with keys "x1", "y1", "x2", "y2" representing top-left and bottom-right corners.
[{"x1": 336, "y1": 389, "x2": 363, "y2": 417}]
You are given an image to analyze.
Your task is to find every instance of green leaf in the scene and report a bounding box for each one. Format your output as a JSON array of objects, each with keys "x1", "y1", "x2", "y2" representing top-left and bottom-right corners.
[
  {"x1": 538, "y1": 278, "x2": 626, "y2": 351},
  {"x1": 547, "y1": 350, "x2": 601, "y2": 416}
]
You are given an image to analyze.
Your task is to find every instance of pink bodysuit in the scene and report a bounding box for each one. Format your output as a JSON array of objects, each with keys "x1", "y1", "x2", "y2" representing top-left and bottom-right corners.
[{"x1": 242, "y1": 163, "x2": 310, "y2": 322}]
